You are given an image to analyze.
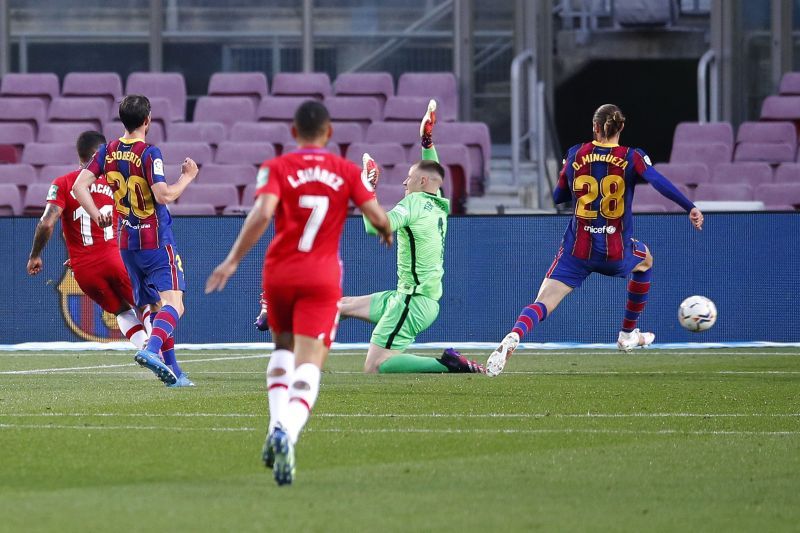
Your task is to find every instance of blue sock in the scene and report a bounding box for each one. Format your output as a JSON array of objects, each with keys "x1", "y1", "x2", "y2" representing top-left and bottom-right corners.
[
  {"x1": 511, "y1": 302, "x2": 548, "y2": 339},
  {"x1": 161, "y1": 336, "x2": 182, "y2": 377},
  {"x1": 145, "y1": 305, "x2": 179, "y2": 354}
]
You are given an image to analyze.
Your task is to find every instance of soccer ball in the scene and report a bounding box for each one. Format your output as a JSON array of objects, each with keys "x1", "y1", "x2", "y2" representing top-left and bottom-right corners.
[{"x1": 678, "y1": 296, "x2": 718, "y2": 332}]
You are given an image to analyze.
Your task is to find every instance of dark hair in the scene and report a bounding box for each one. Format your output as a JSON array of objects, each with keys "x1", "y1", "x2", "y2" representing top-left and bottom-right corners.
[
  {"x1": 293, "y1": 100, "x2": 330, "y2": 139},
  {"x1": 414, "y1": 159, "x2": 446, "y2": 181},
  {"x1": 593, "y1": 103, "x2": 626, "y2": 139},
  {"x1": 119, "y1": 94, "x2": 151, "y2": 132},
  {"x1": 76, "y1": 130, "x2": 107, "y2": 164}
]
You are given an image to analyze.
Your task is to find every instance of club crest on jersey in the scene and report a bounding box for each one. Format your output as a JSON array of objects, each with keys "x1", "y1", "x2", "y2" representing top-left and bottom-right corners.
[
  {"x1": 57, "y1": 267, "x2": 124, "y2": 342},
  {"x1": 256, "y1": 167, "x2": 269, "y2": 187},
  {"x1": 46, "y1": 185, "x2": 59, "y2": 201}
]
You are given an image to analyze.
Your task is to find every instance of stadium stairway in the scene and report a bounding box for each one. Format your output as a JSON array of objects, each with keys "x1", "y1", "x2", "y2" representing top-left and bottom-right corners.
[{"x1": 465, "y1": 158, "x2": 540, "y2": 214}]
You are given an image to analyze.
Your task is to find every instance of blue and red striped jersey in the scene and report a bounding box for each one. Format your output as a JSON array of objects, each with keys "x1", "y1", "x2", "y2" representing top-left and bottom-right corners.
[
  {"x1": 86, "y1": 137, "x2": 173, "y2": 250},
  {"x1": 553, "y1": 140, "x2": 694, "y2": 262}
]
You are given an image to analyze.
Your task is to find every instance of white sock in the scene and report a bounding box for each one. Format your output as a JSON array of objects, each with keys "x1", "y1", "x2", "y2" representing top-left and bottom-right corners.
[
  {"x1": 267, "y1": 350, "x2": 295, "y2": 434},
  {"x1": 142, "y1": 305, "x2": 153, "y2": 337},
  {"x1": 282, "y1": 363, "x2": 321, "y2": 445},
  {"x1": 116, "y1": 309, "x2": 148, "y2": 350}
]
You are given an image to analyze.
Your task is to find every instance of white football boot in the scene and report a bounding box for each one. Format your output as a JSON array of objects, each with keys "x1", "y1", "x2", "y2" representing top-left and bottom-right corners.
[
  {"x1": 616, "y1": 328, "x2": 655, "y2": 353},
  {"x1": 485, "y1": 332, "x2": 520, "y2": 377}
]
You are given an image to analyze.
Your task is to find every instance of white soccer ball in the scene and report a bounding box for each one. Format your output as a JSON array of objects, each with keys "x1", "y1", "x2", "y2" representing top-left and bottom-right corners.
[{"x1": 678, "y1": 296, "x2": 718, "y2": 332}]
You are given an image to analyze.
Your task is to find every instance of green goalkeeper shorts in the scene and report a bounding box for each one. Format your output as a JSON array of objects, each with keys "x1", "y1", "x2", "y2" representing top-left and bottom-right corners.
[{"x1": 369, "y1": 290, "x2": 439, "y2": 351}]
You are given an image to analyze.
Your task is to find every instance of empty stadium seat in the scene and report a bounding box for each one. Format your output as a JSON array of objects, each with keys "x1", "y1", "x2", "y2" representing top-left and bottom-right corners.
[
  {"x1": 197, "y1": 164, "x2": 258, "y2": 187},
  {"x1": 0, "y1": 183, "x2": 23, "y2": 215},
  {"x1": 48, "y1": 97, "x2": 109, "y2": 129},
  {"x1": 0, "y1": 164, "x2": 37, "y2": 186},
  {"x1": 346, "y1": 142, "x2": 406, "y2": 169},
  {"x1": 282, "y1": 142, "x2": 341, "y2": 156},
  {"x1": 207, "y1": 72, "x2": 269, "y2": 105},
  {"x1": 376, "y1": 183, "x2": 406, "y2": 210},
  {"x1": 0, "y1": 123, "x2": 36, "y2": 146},
  {"x1": 711, "y1": 162, "x2": 772, "y2": 185},
  {"x1": 734, "y1": 121, "x2": 797, "y2": 164},
  {"x1": 760, "y1": 96, "x2": 800, "y2": 122},
  {"x1": 330, "y1": 122, "x2": 365, "y2": 148},
  {"x1": 271, "y1": 72, "x2": 332, "y2": 99},
  {"x1": 215, "y1": 142, "x2": 276, "y2": 165},
  {"x1": 193, "y1": 96, "x2": 256, "y2": 132},
  {"x1": 734, "y1": 142, "x2": 795, "y2": 164},
  {"x1": 774, "y1": 163, "x2": 800, "y2": 182},
  {"x1": 366, "y1": 121, "x2": 419, "y2": 153},
  {"x1": 653, "y1": 162, "x2": 709, "y2": 186},
  {"x1": 169, "y1": 203, "x2": 217, "y2": 216},
  {"x1": 693, "y1": 183, "x2": 754, "y2": 201},
  {"x1": 229, "y1": 122, "x2": 292, "y2": 149},
  {"x1": 39, "y1": 165, "x2": 77, "y2": 181},
  {"x1": 754, "y1": 183, "x2": 800, "y2": 208},
  {"x1": 39, "y1": 122, "x2": 99, "y2": 144},
  {"x1": 126, "y1": 72, "x2": 187, "y2": 121},
  {"x1": 672, "y1": 122, "x2": 734, "y2": 148},
  {"x1": 669, "y1": 142, "x2": 732, "y2": 172},
  {"x1": 257, "y1": 96, "x2": 308, "y2": 123},
  {"x1": 397, "y1": 73, "x2": 458, "y2": 121},
  {"x1": 0, "y1": 73, "x2": 59, "y2": 103},
  {"x1": 158, "y1": 142, "x2": 214, "y2": 166},
  {"x1": 778, "y1": 72, "x2": 800, "y2": 95},
  {"x1": 383, "y1": 96, "x2": 434, "y2": 122},
  {"x1": 324, "y1": 96, "x2": 382, "y2": 130},
  {"x1": 166, "y1": 122, "x2": 224, "y2": 145},
  {"x1": 178, "y1": 184, "x2": 239, "y2": 210},
  {"x1": 22, "y1": 143, "x2": 77, "y2": 166},
  {"x1": 241, "y1": 183, "x2": 257, "y2": 206},
  {"x1": 0, "y1": 97, "x2": 47, "y2": 131},
  {"x1": 333, "y1": 72, "x2": 394, "y2": 105},
  {"x1": 432, "y1": 143, "x2": 471, "y2": 202},
  {"x1": 22, "y1": 183, "x2": 52, "y2": 215},
  {"x1": 0, "y1": 145, "x2": 18, "y2": 163},
  {"x1": 633, "y1": 183, "x2": 693, "y2": 212},
  {"x1": 62, "y1": 72, "x2": 123, "y2": 107},
  {"x1": 103, "y1": 121, "x2": 165, "y2": 145},
  {"x1": 437, "y1": 121, "x2": 491, "y2": 182}
]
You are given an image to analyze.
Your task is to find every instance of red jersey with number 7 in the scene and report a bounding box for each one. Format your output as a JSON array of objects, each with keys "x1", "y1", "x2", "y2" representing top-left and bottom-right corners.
[
  {"x1": 46, "y1": 169, "x2": 119, "y2": 266},
  {"x1": 255, "y1": 147, "x2": 375, "y2": 284}
]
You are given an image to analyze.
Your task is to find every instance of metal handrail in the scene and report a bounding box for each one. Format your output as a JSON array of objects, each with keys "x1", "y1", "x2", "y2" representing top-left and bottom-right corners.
[
  {"x1": 510, "y1": 49, "x2": 536, "y2": 189},
  {"x1": 697, "y1": 48, "x2": 717, "y2": 123}
]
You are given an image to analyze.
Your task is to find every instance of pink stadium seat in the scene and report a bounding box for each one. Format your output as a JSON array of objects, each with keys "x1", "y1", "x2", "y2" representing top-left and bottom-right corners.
[
  {"x1": 760, "y1": 96, "x2": 800, "y2": 122},
  {"x1": 0, "y1": 183, "x2": 22, "y2": 215},
  {"x1": 433, "y1": 143, "x2": 471, "y2": 202},
  {"x1": 0, "y1": 123, "x2": 36, "y2": 146},
  {"x1": 669, "y1": 142, "x2": 732, "y2": 172},
  {"x1": 22, "y1": 183, "x2": 52, "y2": 215},
  {"x1": 271, "y1": 73, "x2": 332, "y2": 99},
  {"x1": 0, "y1": 73, "x2": 59, "y2": 103},
  {"x1": 672, "y1": 122, "x2": 734, "y2": 148},
  {"x1": 158, "y1": 142, "x2": 214, "y2": 166},
  {"x1": 736, "y1": 121, "x2": 796, "y2": 145},
  {"x1": 22, "y1": 143, "x2": 77, "y2": 166},
  {"x1": 282, "y1": 142, "x2": 340, "y2": 156},
  {"x1": 126, "y1": 72, "x2": 187, "y2": 121},
  {"x1": 103, "y1": 121, "x2": 165, "y2": 145},
  {"x1": 346, "y1": 142, "x2": 406, "y2": 169},
  {"x1": 197, "y1": 164, "x2": 257, "y2": 187},
  {"x1": 241, "y1": 183, "x2": 258, "y2": 207},
  {"x1": 436, "y1": 121, "x2": 491, "y2": 181},
  {"x1": 634, "y1": 184, "x2": 692, "y2": 212},
  {"x1": 376, "y1": 183, "x2": 406, "y2": 210},
  {"x1": 0, "y1": 97, "x2": 47, "y2": 131},
  {"x1": 257, "y1": 96, "x2": 308, "y2": 123},
  {"x1": 207, "y1": 72, "x2": 268, "y2": 106},
  {"x1": 0, "y1": 144, "x2": 19, "y2": 163},
  {"x1": 0, "y1": 164, "x2": 37, "y2": 186},
  {"x1": 330, "y1": 121, "x2": 364, "y2": 148},
  {"x1": 178, "y1": 184, "x2": 239, "y2": 209},
  {"x1": 333, "y1": 72, "x2": 394, "y2": 104},
  {"x1": 734, "y1": 142, "x2": 795, "y2": 164},
  {"x1": 39, "y1": 122, "x2": 98, "y2": 144},
  {"x1": 711, "y1": 162, "x2": 773, "y2": 185},
  {"x1": 754, "y1": 183, "x2": 800, "y2": 207},
  {"x1": 39, "y1": 165, "x2": 77, "y2": 181},
  {"x1": 778, "y1": 72, "x2": 800, "y2": 95},
  {"x1": 693, "y1": 183, "x2": 754, "y2": 201},
  {"x1": 62, "y1": 72, "x2": 123, "y2": 107},
  {"x1": 215, "y1": 142, "x2": 276, "y2": 165},
  {"x1": 653, "y1": 162, "x2": 709, "y2": 186},
  {"x1": 383, "y1": 96, "x2": 433, "y2": 122},
  {"x1": 366, "y1": 121, "x2": 419, "y2": 151},
  {"x1": 193, "y1": 96, "x2": 256, "y2": 132},
  {"x1": 229, "y1": 122, "x2": 292, "y2": 148},
  {"x1": 774, "y1": 163, "x2": 800, "y2": 182},
  {"x1": 169, "y1": 203, "x2": 217, "y2": 216},
  {"x1": 48, "y1": 97, "x2": 109, "y2": 129},
  {"x1": 397, "y1": 73, "x2": 458, "y2": 121},
  {"x1": 166, "y1": 122, "x2": 224, "y2": 145},
  {"x1": 323, "y1": 96, "x2": 382, "y2": 130}
]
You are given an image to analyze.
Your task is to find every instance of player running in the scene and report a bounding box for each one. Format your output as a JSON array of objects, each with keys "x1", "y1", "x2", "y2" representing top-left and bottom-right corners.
[
  {"x1": 339, "y1": 100, "x2": 484, "y2": 374},
  {"x1": 27, "y1": 131, "x2": 148, "y2": 349},
  {"x1": 486, "y1": 104, "x2": 704, "y2": 377},
  {"x1": 73, "y1": 95, "x2": 199, "y2": 387},
  {"x1": 205, "y1": 100, "x2": 392, "y2": 486}
]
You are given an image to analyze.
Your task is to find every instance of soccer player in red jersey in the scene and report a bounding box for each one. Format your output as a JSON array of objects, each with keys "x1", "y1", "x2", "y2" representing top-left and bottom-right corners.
[
  {"x1": 206, "y1": 101, "x2": 392, "y2": 486},
  {"x1": 73, "y1": 95, "x2": 199, "y2": 386},
  {"x1": 486, "y1": 104, "x2": 704, "y2": 376},
  {"x1": 27, "y1": 131, "x2": 148, "y2": 349}
]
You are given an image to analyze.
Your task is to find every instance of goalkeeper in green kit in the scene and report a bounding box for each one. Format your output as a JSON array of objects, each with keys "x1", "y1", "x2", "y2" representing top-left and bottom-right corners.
[{"x1": 339, "y1": 100, "x2": 485, "y2": 374}]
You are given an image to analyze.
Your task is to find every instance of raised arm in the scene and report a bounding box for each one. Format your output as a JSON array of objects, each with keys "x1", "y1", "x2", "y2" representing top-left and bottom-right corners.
[
  {"x1": 636, "y1": 151, "x2": 703, "y2": 230},
  {"x1": 151, "y1": 157, "x2": 199, "y2": 205}
]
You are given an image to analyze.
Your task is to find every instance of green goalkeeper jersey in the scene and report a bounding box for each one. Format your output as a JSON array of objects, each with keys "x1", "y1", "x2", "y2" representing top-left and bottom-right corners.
[{"x1": 364, "y1": 148, "x2": 450, "y2": 300}]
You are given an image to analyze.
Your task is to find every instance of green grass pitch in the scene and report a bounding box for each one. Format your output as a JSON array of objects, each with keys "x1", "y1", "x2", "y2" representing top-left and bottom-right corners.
[{"x1": 1, "y1": 348, "x2": 799, "y2": 532}]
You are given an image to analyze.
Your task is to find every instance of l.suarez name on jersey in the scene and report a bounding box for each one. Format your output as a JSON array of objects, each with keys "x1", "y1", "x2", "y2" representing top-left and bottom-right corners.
[{"x1": 287, "y1": 166, "x2": 344, "y2": 191}]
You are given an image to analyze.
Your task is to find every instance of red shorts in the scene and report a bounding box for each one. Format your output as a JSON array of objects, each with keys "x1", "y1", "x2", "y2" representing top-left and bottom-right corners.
[
  {"x1": 263, "y1": 274, "x2": 342, "y2": 348},
  {"x1": 71, "y1": 253, "x2": 135, "y2": 314}
]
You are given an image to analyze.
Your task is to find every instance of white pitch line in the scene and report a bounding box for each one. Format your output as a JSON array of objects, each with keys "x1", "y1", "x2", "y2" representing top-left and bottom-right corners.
[
  {"x1": 0, "y1": 423, "x2": 253, "y2": 432},
  {"x1": 2, "y1": 412, "x2": 799, "y2": 419}
]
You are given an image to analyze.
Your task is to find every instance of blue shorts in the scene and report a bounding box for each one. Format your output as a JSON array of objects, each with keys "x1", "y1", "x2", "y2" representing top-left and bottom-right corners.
[
  {"x1": 545, "y1": 239, "x2": 649, "y2": 289},
  {"x1": 120, "y1": 244, "x2": 186, "y2": 306}
]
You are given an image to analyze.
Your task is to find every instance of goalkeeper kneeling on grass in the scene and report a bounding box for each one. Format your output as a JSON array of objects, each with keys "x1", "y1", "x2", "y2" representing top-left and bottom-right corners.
[{"x1": 339, "y1": 100, "x2": 484, "y2": 374}]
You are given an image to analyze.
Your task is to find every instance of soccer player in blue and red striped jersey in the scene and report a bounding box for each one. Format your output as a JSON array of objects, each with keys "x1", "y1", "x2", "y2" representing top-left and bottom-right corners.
[
  {"x1": 486, "y1": 104, "x2": 704, "y2": 376},
  {"x1": 73, "y1": 95, "x2": 199, "y2": 386}
]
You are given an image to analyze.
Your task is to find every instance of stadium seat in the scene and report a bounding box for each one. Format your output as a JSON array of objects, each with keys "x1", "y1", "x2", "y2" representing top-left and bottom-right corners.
[
  {"x1": 103, "y1": 121, "x2": 165, "y2": 144},
  {"x1": 653, "y1": 162, "x2": 709, "y2": 186},
  {"x1": 197, "y1": 164, "x2": 258, "y2": 187},
  {"x1": 215, "y1": 141, "x2": 276, "y2": 165},
  {"x1": 0, "y1": 123, "x2": 36, "y2": 146},
  {"x1": 158, "y1": 141, "x2": 214, "y2": 166},
  {"x1": 22, "y1": 183, "x2": 52, "y2": 215},
  {"x1": 432, "y1": 143, "x2": 471, "y2": 203},
  {"x1": 39, "y1": 122, "x2": 98, "y2": 143},
  {"x1": 437, "y1": 121, "x2": 492, "y2": 182},
  {"x1": 633, "y1": 183, "x2": 693, "y2": 212},
  {"x1": 737, "y1": 121, "x2": 796, "y2": 145},
  {"x1": 333, "y1": 72, "x2": 394, "y2": 106},
  {"x1": 693, "y1": 183, "x2": 754, "y2": 201},
  {"x1": 669, "y1": 142, "x2": 732, "y2": 172},
  {"x1": 760, "y1": 96, "x2": 800, "y2": 122},
  {"x1": 778, "y1": 72, "x2": 800, "y2": 95},
  {"x1": 330, "y1": 122, "x2": 365, "y2": 152},
  {"x1": 207, "y1": 72, "x2": 269, "y2": 106},
  {"x1": 257, "y1": 96, "x2": 308, "y2": 124},
  {"x1": 126, "y1": 72, "x2": 187, "y2": 121},
  {"x1": 229, "y1": 122, "x2": 292, "y2": 151},
  {"x1": 22, "y1": 143, "x2": 77, "y2": 166},
  {"x1": 47, "y1": 97, "x2": 109, "y2": 130},
  {"x1": 0, "y1": 145, "x2": 18, "y2": 163},
  {"x1": 193, "y1": 96, "x2": 256, "y2": 132},
  {"x1": 271, "y1": 72, "x2": 332, "y2": 99},
  {"x1": 774, "y1": 163, "x2": 800, "y2": 182},
  {"x1": 39, "y1": 164, "x2": 77, "y2": 181},
  {"x1": 282, "y1": 141, "x2": 340, "y2": 156},
  {"x1": 376, "y1": 183, "x2": 406, "y2": 210},
  {"x1": 62, "y1": 72, "x2": 123, "y2": 107},
  {"x1": 0, "y1": 164, "x2": 37, "y2": 186},
  {"x1": 397, "y1": 73, "x2": 458, "y2": 121},
  {"x1": 754, "y1": 183, "x2": 800, "y2": 208},
  {"x1": 734, "y1": 142, "x2": 795, "y2": 164},
  {"x1": 346, "y1": 142, "x2": 406, "y2": 169},
  {"x1": 241, "y1": 183, "x2": 257, "y2": 206},
  {"x1": 672, "y1": 122, "x2": 734, "y2": 149},
  {"x1": 178, "y1": 184, "x2": 239, "y2": 210},
  {"x1": 0, "y1": 73, "x2": 59, "y2": 103},
  {"x1": 0, "y1": 183, "x2": 22, "y2": 215},
  {"x1": 166, "y1": 122, "x2": 224, "y2": 145},
  {"x1": 0, "y1": 97, "x2": 47, "y2": 132},
  {"x1": 366, "y1": 121, "x2": 419, "y2": 152},
  {"x1": 169, "y1": 203, "x2": 217, "y2": 216},
  {"x1": 323, "y1": 96, "x2": 382, "y2": 131},
  {"x1": 383, "y1": 96, "x2": 435, "y2": 122},
  {"x1": 711, "y1": 162, "x2": 772, "y2": 185}
]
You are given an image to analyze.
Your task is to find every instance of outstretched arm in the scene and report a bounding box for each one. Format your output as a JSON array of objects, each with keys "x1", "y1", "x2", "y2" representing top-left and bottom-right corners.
[
  {"x1": 27, "y1": 204, "x2": 63, "y2": 275},
  {"x1": 640, "y1": 165, "x2": 703, "y2": 230}
]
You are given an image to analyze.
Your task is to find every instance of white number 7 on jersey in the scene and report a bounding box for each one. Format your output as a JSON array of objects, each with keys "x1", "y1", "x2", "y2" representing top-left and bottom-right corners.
[{"x1": 298, "y1": 195, "x2": 329, "y2": 252}]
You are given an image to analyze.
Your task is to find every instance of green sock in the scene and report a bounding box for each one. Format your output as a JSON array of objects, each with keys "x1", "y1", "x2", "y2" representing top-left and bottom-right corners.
[{"x1": 378, "y1": 354, "x2": 448, "y2": 373}]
